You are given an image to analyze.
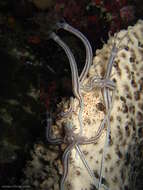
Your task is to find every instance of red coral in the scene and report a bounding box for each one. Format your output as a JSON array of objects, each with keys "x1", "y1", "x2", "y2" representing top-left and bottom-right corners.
[
  {"x1": 116, "y1": 0, "x2": 127, "y2": 7},
  {"x1": 92, "y1": 0, "x2": 101, "y2": 6},
  {"x1": 88, "y1": 15, "x2": 97, "y2": 24},
  {"x1": 28, "y1": 36, "x2": 41, "y2": 44},
  {"x1": 120, "y1": 6, "x2": 135, "y2": 22}
]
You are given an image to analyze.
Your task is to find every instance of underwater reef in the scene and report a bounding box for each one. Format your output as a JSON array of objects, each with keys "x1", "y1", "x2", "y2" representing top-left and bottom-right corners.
[{"x1": 22, "y1": 19, "x2": 143, "y2": 190}]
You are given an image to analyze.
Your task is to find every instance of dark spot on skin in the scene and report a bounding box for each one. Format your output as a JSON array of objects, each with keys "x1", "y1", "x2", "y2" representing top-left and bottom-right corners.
[
  {"x1": 129, "y1": 57, "x2": 135, "y2": 62},
  {"x1": 112, "y1": 78, "x2": 117, "y2": 83},
  {"x1": 116, "y1": 159, "x2": 120, "y2": 166},
  {"x1": 121, "y1": 52, "x2": 126, "y2": 58},
  {"x1": 109, "y1": 167, "x2": 114, "y2": 173},
  {"x1": 122, "y1": 140, "x2": 126, "y2": 146},
  {"x1": 129, "y1": 105, "x2": 135, "y2": 114},
  {"x1": 138, "y1": 102, "x2": 143, "y2": 110},
  {"x1": 114, "y1": 61, "x2": 119, "y2": 69},
  {"x1": 96, "y1": 160, "x2": 98, "y2": 163},
  {"x1": 101, "y1": 177, "x2": 109, "y2": 187},
  {"x1": 131, "y1": 71, "x2": 134, "y2": 76},
  {"x1": 67, "y1": 182, "x2": 72, "y2": 189},
  {"x1": 90, "y1": 156, "x2": 93, "y2": 160},
  {"x1": 121, "y1": 169, "x2": 125, "y2": 182},
  {"x1": 114, "y1": 61, "x2": 122, "y2": 77},
  {"x1": 125, "y1": 65, "x2": 131, "y2": 79},
  {"x1": 94, "y1": 171, "x2": 99, "y2": 178},
  {"x1": 76, "y1": 170, "x2": 81, "y2": 176},
  {"x1": 117, "y1": 125, "x2": 120, "y2": 130},
  {"x1": 117, "y1": 68, "x2": 122, "y2": 77},
  {"x1": 117, "y1": 116, "x2": 122, "y2": 122},
  {"x1": 118, "y1": 129, "x2": 123, "y2": 141},
  {"x1": 120, "y1": 96, "x2": 126, "y2": 103},
  {"x1": 125, "y1": 152, "x2": 130, "y2": 166},
  {"x1": 86, "y1": 118, "x2": 91, "y2": 125},
  {"x1": 105, "y1": 154, "x2": 111, "y2": 161},
  {"x1": 90, "y1": 184, "x2": 96, "y2": 190},
  {"x1": 138, "y1": 41, "x2": 143, "y2": 48},
  {"x1": 116, "y1": 150, "x2": 123, "y2": 159},
  {"x1": 133, "y1": 31, "x2": 139, "y2": 41},
  {"x1": 104, "y1": 56, "x2": 108, "y2": 61},
  {"x1": 122, "y1": 104, "x2": 128, "y2": 113},
  {"x1": 136, "y1": 111, "x2": 143, "y2": 122},
  {"x1": 96, "y1": 102, "x2": 105, "y2": 112},
  {"x1": 109, "y1": 136, "x2": 113, "y2": 146},
  {"x1": 124, "y1": 46, "x2": 129, "y2": 51},
  {"x1": 131, "y1": 118, "x2": 136, "y2": 131},
  {"x1": 105, "y1": 167, "x2": 108, "y2": 173},
  {"x1": 134, "y1": 91, "x2": 140, "y2": 100},
  {"x1": 112, "y1": 176, "x2": 118, "y2": 184},
  {"x1": 99, "y1": 149, "x2": 103, "y2": 154},
  {"x1": 83, "y1": 151, "x2": 88, "y2": 155},
  {"x1": 69, "y1": 156, "x2": 74, "y2": 163},
  {"x1": 115, "y1": 95, "x2": 119, "y2": 100},
  {"x1": 101, "y1": 67, "x2": 106, "y2": 77},
  {"x1": 123, "y1": 84, "x2": 129, "y2": 91},
  {"x1": 110, "y1": 116, "x2": 114, "y2": 122},
  {"x1": 131, "y1": 79, "x2": 137, "y2": 88},
  {"x1": 115, "y1": 62, "x2": 121, "y2": 77},
  {"x1": 130, "y1": 47, "x2": 135, "y2": 54},
  {"x1": 139, "y1": 77, "x2": 143, "y2": 91},
  {"x1": 125, "y1": 125, "x2": 130, "y2": 137},
  {"x1": 124, "y1": 65, "x2": 130, "y2": 74},
  {"x1": 132, "y1": 63, "x2": 137, "y2": 71},
  {"x1": 126, "y1": 94, "x2": 132, "y2": 100},
  {"x1": 117, "y1": 106, "x2": 121, "y2": 111}
]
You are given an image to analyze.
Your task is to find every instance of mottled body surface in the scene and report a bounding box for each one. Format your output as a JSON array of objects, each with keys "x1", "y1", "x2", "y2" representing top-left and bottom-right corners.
[
  {"x1": 23, "y1": 20, "x2": 143, "y2": 190},
  {"x1": 62, "y1": 20, "x2": 143, "y2": 190}
]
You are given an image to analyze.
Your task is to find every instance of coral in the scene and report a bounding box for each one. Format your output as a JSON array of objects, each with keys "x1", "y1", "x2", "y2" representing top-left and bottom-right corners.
[{"x1": 23, "y1": 19, "x2": 143, "y2": 190}]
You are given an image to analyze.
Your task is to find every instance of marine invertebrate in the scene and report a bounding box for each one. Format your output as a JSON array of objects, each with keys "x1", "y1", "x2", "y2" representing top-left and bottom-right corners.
[
  {"x1": 51, "y1": 20, "x2": 143, "y2": 190},
  {"x1": 46, "y1": 112, "x2": 108, "y2": 190},
  {"x1": 23, "y1": 19, "x2": 143, "y2": 190},
  {"x1": 49, "y1": 31, "x2": 84, "y2": 135},
  {"x1": 56, "y1": 21, "x2": 93, "y2": 84},
  {"x1": 86, "y1": 32, "x2": 129, "y2": 189},
  {"x1": 47, "y1": 22, "x2": 113, "y2": 189},
  {"x1": 63, "y1": 20, "x2": 143, "y2": 190}
]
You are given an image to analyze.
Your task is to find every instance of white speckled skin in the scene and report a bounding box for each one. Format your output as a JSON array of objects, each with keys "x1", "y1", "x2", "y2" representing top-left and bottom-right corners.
[{"x1": 58, "y1": 20, "x2": 143, "y2": 190}]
